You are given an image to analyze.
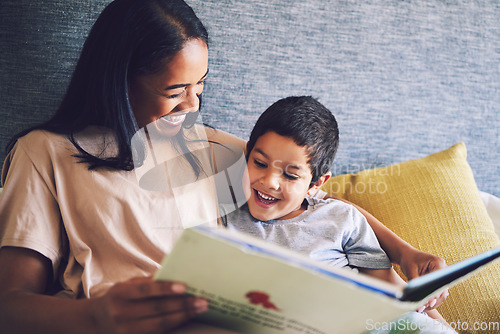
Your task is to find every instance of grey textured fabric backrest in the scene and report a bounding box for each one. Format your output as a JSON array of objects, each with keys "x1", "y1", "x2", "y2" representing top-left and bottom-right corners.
[{"x1": 1, "y1": 0, "x2": 499, "y2": 196}]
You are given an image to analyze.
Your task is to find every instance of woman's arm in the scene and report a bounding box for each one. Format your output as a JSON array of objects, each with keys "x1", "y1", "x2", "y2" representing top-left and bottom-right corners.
[{"x1": 0, "y1": 247, "x2": 208, "y2": 334}]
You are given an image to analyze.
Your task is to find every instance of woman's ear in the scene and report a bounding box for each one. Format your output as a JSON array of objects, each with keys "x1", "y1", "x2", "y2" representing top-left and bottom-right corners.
[{"x1": 307, "y1": 172, "x2": 331, "y2": 196}]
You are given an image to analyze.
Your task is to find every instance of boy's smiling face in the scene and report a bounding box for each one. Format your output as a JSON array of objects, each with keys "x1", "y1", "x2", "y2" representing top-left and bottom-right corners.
[{"x1": 246, "y1": 131, "x2": 315, "y2": 221}]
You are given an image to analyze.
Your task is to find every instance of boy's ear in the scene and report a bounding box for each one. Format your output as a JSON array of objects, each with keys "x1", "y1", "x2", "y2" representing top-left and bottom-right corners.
[{"x1": 307, "y1": 172, "x2": 331, "y2": 196}]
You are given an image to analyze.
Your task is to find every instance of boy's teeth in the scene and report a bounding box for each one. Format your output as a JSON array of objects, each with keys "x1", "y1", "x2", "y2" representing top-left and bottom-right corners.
[{"x1": 258, "y1": 191, "x2": 277, "y2": 201}]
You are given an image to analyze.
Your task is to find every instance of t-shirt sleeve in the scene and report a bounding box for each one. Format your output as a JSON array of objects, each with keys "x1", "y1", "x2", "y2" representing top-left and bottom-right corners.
[
  {"x1": 0, "y1": 137, "x2": 64, "y2": 274},
  {"x1": 309, "y1": 189, "x2": 328, "y2": 199},
  {"x1": 342, "y1": 207, "x2": 392, "y2": 269}
]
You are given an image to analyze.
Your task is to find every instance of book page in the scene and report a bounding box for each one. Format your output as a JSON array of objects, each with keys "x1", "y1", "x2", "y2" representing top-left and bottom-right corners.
[{"x1": 155, "y1": 227, "x2": 417, "y2": 334}]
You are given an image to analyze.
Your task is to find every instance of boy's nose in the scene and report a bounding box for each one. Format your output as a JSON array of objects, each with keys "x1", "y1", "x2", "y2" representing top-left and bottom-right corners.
[{"x1": 261, "y1": 172, "x2": 280, "y2": 190}]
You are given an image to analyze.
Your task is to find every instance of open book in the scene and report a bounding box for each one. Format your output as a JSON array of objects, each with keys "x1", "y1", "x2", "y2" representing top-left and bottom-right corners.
[{"x1": 154, "y1": 226, "x2": 500, "y2": 334}]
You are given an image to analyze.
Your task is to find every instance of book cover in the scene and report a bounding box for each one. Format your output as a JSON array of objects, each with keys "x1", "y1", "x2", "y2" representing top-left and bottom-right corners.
[{"x1": 154, "y1": 226, "x2": 500, "y2": 334}]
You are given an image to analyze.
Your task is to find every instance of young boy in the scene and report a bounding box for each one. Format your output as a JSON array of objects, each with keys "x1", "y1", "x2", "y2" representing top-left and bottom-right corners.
[{"x1": 224, "y1": 96, "x2": 455, "y2": 333}]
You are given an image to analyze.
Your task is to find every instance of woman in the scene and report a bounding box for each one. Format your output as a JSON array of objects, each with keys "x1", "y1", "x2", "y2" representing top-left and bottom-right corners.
[{"x1": 0, "y1": 0, "x2": 445, "y2": 333}]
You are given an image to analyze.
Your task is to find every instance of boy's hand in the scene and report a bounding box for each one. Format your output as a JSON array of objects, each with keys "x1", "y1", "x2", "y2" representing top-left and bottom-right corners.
[
  {"x1": 399, "y1": 248, "x2": 447, "y2": 280},
  {"x1": 399, "y1": 248, "x2": 449, "y2": 311},
  {"x1": 91, "y1": 276, "x2": 208, "y2": 334},
  {"x1": 417, "y1": 290, "x2": 450, "y2": 313}
]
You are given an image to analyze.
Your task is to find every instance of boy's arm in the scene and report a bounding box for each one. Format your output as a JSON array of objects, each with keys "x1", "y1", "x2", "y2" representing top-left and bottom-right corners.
[
  {"x1": 341, "y1": 198, "x2": 449, "y2": 312},
  {"x1": 358, "y1": 268, "x2": 449, "y2": 324},
  {"x1": 205, "y1": 129, "x2": 443, "y2": 276},
  {"x1": 328, "y1": 195, "x2": 447, "y2": 279},
  {"x1": 358, "y1": 267, "x2": 406, "y2": 287}
]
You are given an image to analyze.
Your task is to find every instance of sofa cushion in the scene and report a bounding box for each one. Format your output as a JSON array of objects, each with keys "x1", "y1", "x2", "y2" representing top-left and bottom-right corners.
[{"x1": 321, "y1": 142, "x2": 500, "y2": 329}]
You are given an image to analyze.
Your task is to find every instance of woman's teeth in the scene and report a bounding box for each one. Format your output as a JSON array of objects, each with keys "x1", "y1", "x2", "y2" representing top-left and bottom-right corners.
[{"x1": 162, "y1": 114, "x2": 186, "y2": 124}]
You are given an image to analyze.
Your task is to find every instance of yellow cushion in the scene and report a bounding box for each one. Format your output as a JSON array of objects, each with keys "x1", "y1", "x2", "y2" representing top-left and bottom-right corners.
[{"x1": 321, "y1": 143, "x2": 500, "y2": 330}]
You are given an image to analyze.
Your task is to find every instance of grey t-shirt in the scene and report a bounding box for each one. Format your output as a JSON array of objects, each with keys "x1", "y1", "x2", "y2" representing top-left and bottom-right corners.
[{"x1": 225, "y1": 197, "x2": 392, "y2": 270}]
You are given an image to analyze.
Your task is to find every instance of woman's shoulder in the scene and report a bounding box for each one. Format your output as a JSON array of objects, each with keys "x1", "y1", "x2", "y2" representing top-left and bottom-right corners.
[
  {"x1": 2, "y1": 130, "x2": 71, "y2": 185},
  {"x1": 16, "y1": 130, "x2": 71, "y2": 155},
  {"x1": 19, "y1": 129, "x2": 65, "y2": 143},
  {"x1": 12, "y1": 126, "x2": 114, "y2": 165},
  {"x1": 2, "y1": 126, "x2": 115, "y2": 185},
  {"x1": 203, "y1": 126, "x2": 246, "y2": 152}
]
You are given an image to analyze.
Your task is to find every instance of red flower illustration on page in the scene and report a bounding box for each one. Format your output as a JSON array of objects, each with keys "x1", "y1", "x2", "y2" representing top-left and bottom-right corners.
[{"x1": 245, "y1": 291, "x2": 280, "y2": 311}]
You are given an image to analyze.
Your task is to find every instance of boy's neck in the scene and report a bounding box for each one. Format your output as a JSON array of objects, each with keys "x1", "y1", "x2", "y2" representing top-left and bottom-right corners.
[{"x1": 275, "y1": 199, "x2": 309, "y2": 221}]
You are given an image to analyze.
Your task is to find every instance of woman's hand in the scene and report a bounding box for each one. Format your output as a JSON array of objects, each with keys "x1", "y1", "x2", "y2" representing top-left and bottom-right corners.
[
  {"x1": 0, "y1": 247, "x2": 207, "y2": 334},
  {"x1": 91, "y1": 276, "x2": 208, "y2": 334},
  {"x1": 398, "y1": 248, "x2": 449, "y2": 312}
]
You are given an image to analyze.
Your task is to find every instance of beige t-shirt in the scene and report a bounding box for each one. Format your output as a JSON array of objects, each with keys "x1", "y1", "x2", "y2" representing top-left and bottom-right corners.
[{"x1": 0, "y1": 125, "x2": 243, "y2": 298}]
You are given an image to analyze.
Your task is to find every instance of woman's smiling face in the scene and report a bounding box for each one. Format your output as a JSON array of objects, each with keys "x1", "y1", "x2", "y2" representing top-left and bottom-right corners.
[
  {"x1": 246, "y1": 131, "x2": 314, "y2": 221},
  {"x1": 129, "y1": 38, "x2": 208, "y2": 136}
]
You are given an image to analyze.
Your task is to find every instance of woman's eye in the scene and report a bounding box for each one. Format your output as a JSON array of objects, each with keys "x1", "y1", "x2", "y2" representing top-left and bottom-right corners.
[
  {"x1": 253, "y1": 160, "x2": 267, "y2": 168},
  {"x1": 165, "y1": 90, "x2": 185, "y2": 99}
]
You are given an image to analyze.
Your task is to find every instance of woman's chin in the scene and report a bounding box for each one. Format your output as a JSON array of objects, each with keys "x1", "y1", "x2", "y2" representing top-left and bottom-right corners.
[{"x1": 153, "y1": 118, "x2": 184, "y2": 137}]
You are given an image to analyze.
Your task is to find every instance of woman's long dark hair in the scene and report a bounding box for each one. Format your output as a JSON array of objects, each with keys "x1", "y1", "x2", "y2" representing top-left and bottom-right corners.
[{"x1": 6, "y1": 0, "x2": 209, "y2": 172}]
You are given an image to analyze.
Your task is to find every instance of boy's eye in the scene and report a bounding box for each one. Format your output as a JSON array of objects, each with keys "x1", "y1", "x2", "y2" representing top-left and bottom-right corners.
[
  {"x1": 253, "y1": 160, "x2": 267, "y2": 168},
  {"x1": 284, "y1": 173, "x2": 299, "y2": 181}
]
